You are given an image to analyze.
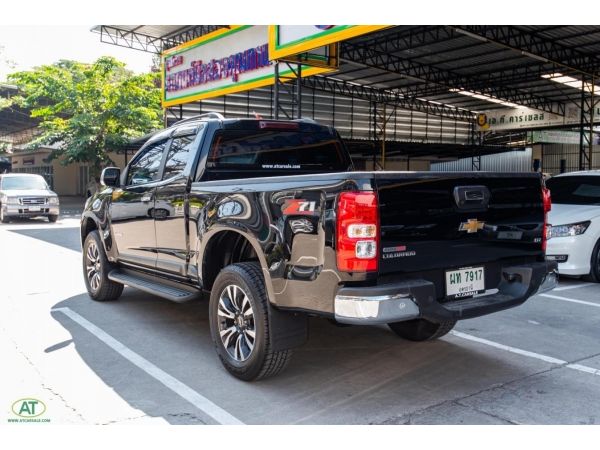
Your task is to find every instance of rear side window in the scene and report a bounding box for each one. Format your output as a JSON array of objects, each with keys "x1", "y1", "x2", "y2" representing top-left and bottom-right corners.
[
  {"x1": 127, "y1": 140, "x2": 168, "y2": 186},
  {"x1": 162, "y1": 135, "x2": 195, "y2": 180},
  {"x1": 206, "y1": 129, "x2": 350, "y2": 174}
]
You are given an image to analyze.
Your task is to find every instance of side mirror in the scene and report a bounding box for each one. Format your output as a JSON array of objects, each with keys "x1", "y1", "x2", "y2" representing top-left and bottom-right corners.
[{"x1": 100, "y1": 167, "x2": 121, "y2": 187}]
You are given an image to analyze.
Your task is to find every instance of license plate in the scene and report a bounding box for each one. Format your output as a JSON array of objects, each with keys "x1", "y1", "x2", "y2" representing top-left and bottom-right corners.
[
  {"x1": 27, "y1": 207, "x2": 41, "y2": 212},
  {"x1": 497, "y1": 231, "x2": 523, "y2": 240},
  {"x1": 445, "y1": 266, "x2": 485, "y2": 299}
]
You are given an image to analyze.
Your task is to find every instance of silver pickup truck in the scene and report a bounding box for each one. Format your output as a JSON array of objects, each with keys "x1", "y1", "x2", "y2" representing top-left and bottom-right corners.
[{"x1": 0, "y1": 173, "x2": 60, "y2": 223}]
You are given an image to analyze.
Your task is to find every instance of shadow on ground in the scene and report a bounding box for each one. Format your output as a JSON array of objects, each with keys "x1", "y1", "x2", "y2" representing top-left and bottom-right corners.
[
  {"x1": 10, "y1": 226, "x2": 81, "y2": 252},
  {"x1": 49, "y1": 288, "x2": 536, "y2": 425}
]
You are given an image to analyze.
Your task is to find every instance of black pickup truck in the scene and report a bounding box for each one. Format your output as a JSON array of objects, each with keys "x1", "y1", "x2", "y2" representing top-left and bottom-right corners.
[{"x1": 81, "y1": 113, "x2": 558, "y2": 380}]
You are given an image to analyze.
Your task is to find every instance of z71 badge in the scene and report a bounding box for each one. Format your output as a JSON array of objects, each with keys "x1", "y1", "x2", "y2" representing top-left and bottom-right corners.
[{"x1": 282, "y1": 199, "x2": 317, "y2": 215}]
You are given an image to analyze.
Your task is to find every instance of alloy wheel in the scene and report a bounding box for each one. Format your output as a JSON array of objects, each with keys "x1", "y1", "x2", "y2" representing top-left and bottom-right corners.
[
  {"x1": 217, "y1": 284, "x2": 256, "y2": 362},
  {"x1": 85, "y1": 241, "x2": 101, "y2": 291}
]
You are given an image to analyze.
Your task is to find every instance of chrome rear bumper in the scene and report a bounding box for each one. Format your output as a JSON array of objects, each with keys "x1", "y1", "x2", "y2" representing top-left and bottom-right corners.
[{"x1": 334, "y1": 261, "x2": 558, "y2": 325}]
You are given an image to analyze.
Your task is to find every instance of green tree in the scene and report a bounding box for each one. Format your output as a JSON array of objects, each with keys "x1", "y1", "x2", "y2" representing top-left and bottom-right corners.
[
  {"x1": 0, "y1": 97, "x2": 10, "y2": 110},
  {"x1": 8, "y1": 56, "x2": 162, "y2": 172}
]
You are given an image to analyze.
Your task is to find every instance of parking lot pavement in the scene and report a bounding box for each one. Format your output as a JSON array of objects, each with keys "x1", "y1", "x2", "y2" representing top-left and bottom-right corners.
[{"x1": 1, "y1": 221, "x2": 600, "y2": 424}]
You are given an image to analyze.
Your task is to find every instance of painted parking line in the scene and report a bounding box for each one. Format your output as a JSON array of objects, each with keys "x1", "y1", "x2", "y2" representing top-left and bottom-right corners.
[
  {"x1": 553, "y1": 283, "x2": 593, "y2": 292},
  {"x1": 51, "y1": 307, "x2": 244, "y2": 425},
  {"x1": 450, "y1": 330, "x2": 600, "y2": 378},
  {"x1": 540, "y1": 293, "x2": 600, "y2": 309}
]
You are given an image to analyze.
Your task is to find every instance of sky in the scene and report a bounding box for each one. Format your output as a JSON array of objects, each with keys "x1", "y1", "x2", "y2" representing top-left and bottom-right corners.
[{"x1": 0, "y1": 26, "x2": 154, "y2": 82}]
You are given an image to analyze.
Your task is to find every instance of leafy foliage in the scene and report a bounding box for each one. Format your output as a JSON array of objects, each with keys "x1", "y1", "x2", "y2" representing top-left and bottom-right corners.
[
  {"x1": 8, "y1": 56, "x2": 162, "y2": 171},
  {"x1": 0, "y1": 97, "x2": 11, "y2": 110}
]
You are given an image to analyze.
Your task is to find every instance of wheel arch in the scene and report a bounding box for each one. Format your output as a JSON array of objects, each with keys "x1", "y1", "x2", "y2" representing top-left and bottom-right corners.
[
  {"x1": 81, "y1": 214, "x2": 99, "y2": 245},
  {"x1": 200, "y1": 228, "x2": 276, "y2": 303}
]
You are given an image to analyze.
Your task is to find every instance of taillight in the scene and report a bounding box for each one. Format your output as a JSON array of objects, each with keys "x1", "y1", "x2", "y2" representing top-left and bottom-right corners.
[
  {"x1": 336, "y1": 191, "x2": 379, "y2": 272},
  {"x1": 542, "y1": 187, "x2": 552, "y2": 251}
]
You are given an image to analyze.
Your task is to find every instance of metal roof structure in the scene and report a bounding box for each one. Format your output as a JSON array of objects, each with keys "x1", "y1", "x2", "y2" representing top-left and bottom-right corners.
[
  {"x1": 92, "y1": 25, "x2": 226, "y2": 54},
  {"x1": 88, "y1": 26, "x2": 600, "y2": 170},
  {"x1": 0, "y1": 84, "x2": 39, "y2": 136},
  {"x1": 340, "y1": 26, "x2": 600, "y2": 114},
  {"x1": 94, "y1": 25, "x2": 600, "y2": 112}
]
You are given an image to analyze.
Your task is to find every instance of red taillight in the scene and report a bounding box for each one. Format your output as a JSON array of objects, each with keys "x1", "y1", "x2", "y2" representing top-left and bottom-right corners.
[
  {"x1": 336, "y1": 191, "x2": 379, "y2": 272},
  {"x1": 543, "y1": 187, "x2": 552, "y2": 213},
  {"x1": 542, "y1": 187, "x2": 552, "y2": 251}
]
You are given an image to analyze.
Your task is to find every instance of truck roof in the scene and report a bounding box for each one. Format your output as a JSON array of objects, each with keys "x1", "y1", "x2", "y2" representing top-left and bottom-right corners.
[{"x1": 144, "y1": 113, "x2": 335, "y2": 148}]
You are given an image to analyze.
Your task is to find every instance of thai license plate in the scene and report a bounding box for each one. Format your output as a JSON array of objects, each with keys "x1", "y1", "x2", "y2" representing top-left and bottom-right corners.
[
  {"x1": 28, "y1": 207, "x2": 41, "y2": 212},
  {"x1": 445, "y1": 266, "x2": 485, "y2": 299}
]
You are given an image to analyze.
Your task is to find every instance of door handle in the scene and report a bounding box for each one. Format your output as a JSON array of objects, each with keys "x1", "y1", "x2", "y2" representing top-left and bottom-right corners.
[{"x1": 141, "y1": 194, "x2": 153, "y2": 203}]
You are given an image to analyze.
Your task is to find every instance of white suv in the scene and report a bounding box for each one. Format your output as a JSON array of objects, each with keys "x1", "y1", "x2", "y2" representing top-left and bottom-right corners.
[{"x1": 546, "y1": 170, "x2": 600, "y2": 282}]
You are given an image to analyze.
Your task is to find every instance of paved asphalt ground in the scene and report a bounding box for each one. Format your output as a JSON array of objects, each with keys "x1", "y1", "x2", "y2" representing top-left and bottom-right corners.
[{"x1": 2, "y1": 197, "x2": 600, "y2": 425}]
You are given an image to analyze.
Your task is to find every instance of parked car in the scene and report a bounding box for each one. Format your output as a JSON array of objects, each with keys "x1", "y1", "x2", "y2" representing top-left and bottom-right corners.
[
  {"x1": 546, "y1": 170, "x2": 600, "y2": 282},
  {"x1": 80, "y1": 113, "x2": 557, "y2": 380},
  {"x1": 0, "y1": 173, "x2": 60, "y2": 223}
]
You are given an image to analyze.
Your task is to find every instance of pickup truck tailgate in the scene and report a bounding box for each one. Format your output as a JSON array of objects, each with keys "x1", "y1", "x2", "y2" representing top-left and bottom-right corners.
[{"x1": 375, "y1": 173, "x2": 545, "y2": 276}]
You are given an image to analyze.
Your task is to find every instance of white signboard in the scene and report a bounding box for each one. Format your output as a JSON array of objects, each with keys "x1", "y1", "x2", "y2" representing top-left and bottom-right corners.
[
  {"x1": 268, "y1": 25, "x2": 389, "y2": 60},
  {"x1": 531, "y1": 129, "x2": 600, "y2": 145},
  {"x1": 477, "y1": 104, "x2": 600, "y2": 131}
]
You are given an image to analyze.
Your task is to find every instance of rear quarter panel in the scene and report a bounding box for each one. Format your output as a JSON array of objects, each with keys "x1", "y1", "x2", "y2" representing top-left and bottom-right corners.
[{"x1": 190, "y1": 173, "x2": 372, "y2": 314}]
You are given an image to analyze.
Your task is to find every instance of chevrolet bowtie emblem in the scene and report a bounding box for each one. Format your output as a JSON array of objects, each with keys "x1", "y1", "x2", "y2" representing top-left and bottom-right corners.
[{"x1": 459, "y1": 218, "x2": 485, "y2": 233}]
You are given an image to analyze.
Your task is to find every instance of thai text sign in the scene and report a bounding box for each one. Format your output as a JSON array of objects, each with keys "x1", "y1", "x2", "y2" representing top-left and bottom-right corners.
[
  {"x1": 477, "y1": 104, "x2": 600, "y2": 131},
  {"x1": 161, "y1": 26, "x2": 330, "y2": 107}
]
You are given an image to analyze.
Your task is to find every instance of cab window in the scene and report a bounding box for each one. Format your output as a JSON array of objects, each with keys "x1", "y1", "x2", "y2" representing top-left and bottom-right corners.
[
  {"x1": 162, "y1": 134, "x2": 197, "y2": 180},
  {"x1": 126, "y1": 140, "x2": 168, "y2": 186}
]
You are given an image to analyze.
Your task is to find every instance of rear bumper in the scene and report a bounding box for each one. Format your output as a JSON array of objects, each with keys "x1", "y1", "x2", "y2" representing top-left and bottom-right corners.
[{"x1": 334, "y1": 260, "x2": 558, "y2": 325}]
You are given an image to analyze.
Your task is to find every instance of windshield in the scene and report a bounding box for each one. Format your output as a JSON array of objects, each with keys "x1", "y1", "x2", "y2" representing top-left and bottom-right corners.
[
  {"x1": 546, "y1": 175, "x2": 600, "y2": 205},
  {"x1": 1, "y1": 176, "x2": 49, "y2": 191}
]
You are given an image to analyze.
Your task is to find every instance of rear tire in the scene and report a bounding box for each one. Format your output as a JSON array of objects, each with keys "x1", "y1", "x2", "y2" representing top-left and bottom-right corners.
[
  {"x1": 388, "y1": 318, "x2": 457, "y2": 341},
  {"x1": 209, "y1": 262, "x2": 292, "y2": 381},
  {"x1": 48, "y1": 215, "x2": 58, "y2": 223},
  {"x1": 82, "y1": 231, "x2": 123, "y2": 301},
  {"x1": 583, "y1": 239, "x2": 600, "y2": 283}
]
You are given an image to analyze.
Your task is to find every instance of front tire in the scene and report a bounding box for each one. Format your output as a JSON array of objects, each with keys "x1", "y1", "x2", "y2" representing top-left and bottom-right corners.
[
  {"x1": 583, "y1": 239, "x2": 600, "y2": 283},
  {"x1": 209, "y1": 262, "x2": 292, "y2": 381},
  {"x1": 0, "y1": 207, "x2": 9, "y2": 223},
  {"x1": 82, "y1": 231, "x2": 123, "y2": 301},
  {"x1": 388, "y1": 318, "x2": 457, "y2": 341},
  {"x1": 48, "y1": 214, "x2": 58, "y2": 223}
]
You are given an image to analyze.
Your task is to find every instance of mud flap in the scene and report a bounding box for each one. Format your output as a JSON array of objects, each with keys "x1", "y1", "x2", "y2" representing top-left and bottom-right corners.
[{"x1": 267, "y1": 303, "x2": 308, "y2": 351}]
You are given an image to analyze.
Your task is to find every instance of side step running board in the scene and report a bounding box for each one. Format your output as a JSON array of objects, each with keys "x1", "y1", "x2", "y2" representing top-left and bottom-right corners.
[{"x1": 108, "y1": 269, "x2": 201, "y2": 303}]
